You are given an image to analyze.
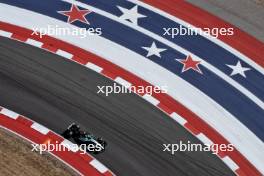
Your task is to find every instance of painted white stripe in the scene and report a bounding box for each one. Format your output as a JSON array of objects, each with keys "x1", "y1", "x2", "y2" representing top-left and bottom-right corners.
[
  {"x1": 26, "y1": 39, "x2": 43, "y2": 48},
  {"x1": 222, "y1": 156, "x2": 239, "y2": 171},
  {"x1": 63, "y1": 0, "x2": 264, "y2": 111},
  {"x1": 31, "y1": 122, "x2": 49, "y2": 135},
  {"x1": 115, "y1": 77, "x2": 132, "y2": 88},
  {"x1": 0, "y1": 30, "x2": 12, "y2": 38},
  {"x1": 142, "y1": 94, "x2": 160, "y2": 106},
  {"x1": 0, "y1": 108, "x2": 19, "y2": 119},
  {"x1": 1, "y1": 5, "x2": 263, "y2": 173},
  {"x1": 85, "y1": 62, "x2": 103, "y2": 73},
  {"x1": 130, "y1": 0, "x2": 264, "y2": 75},
  {"x1": 196, "y1": 133, "x2": 214, "y2": 145},
  {"x1": 170, "y1": 112, "x2": 187, "y2": 125},
  {"x1": 56, "y1": 49, "x2": 73, "y2": 59},
  {"x1": 61, "y1": 139, "x2": 79, "y2": 152},
  {"x1": 90, "y1": 159, "x2": 108, "y2": 173}
]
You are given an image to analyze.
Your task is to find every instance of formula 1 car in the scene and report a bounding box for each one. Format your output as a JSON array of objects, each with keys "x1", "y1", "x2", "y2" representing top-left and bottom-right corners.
[{"x1": 61, "y1": 123, "x2": 107, "y2": 154}]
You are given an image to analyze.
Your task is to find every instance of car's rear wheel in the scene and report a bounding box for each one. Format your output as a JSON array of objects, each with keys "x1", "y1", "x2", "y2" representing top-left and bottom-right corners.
[{"x1": 61, "y1": 129, "x2": 73, "y2": 139}]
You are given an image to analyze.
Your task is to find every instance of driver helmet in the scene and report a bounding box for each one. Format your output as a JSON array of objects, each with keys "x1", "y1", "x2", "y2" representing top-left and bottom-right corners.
[{"x1": 80, "y1": 131, "x2": 87, "y2": 135}]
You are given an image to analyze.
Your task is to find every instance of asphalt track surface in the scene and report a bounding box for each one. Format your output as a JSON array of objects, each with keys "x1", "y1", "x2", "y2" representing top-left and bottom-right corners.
[
  {"x1": 187, "y1": 0, "x2": 264, "y2": 43},
  {"x1": 0, "y1": 36, "x2": 235, "y2": 176}
]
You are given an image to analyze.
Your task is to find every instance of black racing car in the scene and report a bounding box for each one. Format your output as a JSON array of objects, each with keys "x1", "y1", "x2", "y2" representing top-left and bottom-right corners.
[{"x1": 61, "y1": 123, "x2": 107, "y2": 154}]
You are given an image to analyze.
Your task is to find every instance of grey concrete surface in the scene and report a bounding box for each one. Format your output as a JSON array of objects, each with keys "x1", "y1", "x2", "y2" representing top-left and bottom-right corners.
[
  {"x1": 0, "y1": 37, "x2": 235, "y2": 176},
  {"x1": 187, "y1": 0, "x2": 264, "y2": 43}
]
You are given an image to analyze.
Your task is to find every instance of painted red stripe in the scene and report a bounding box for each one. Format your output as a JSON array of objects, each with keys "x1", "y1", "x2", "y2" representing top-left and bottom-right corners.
[
  {"x1": 11, "y1": 33, "x2": 27, "y2": 42},
  {"x1": 102, "y1": 70, "x2": 117, "y2": 79},
  {"x1": 42, "y1": 43, "x2": 58, "y2": 53},
  {"x1": 236, "y1": 168, "x2": 248, "y2": 176},
  {"x1": 157, "y1": 103, "x2": 173, "y2": 114},
  {"x1": 184, "y1": 123, "x2": 199, "y2": 135},
  {"x1": 0, "y1": 114, "x2": 107, "y2": 176},
  {"x1": 104, "y1": 171, "x2": 114, "y2": 176},
  {"x1": 17, "y1": 116, "x2": 33, "y2": 126},
  {"x1": 141, "y1": 0, "x2": 264, "y2": 67},
  {"x1": 0, "y1": 21, "x2": 260, "y2": 175}
]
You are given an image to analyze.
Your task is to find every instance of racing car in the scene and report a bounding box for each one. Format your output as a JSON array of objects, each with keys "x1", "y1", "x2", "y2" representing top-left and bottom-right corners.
[{"x1": 61, "y1": 123, "x2": 107, "y2": 154}]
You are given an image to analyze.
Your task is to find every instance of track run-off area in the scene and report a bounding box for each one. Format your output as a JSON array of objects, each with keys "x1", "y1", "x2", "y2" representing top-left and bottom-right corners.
[
  {"x1": 0, "y1": 0, "x2": 263, "y2": 176},
  {"x1": 0, "y1": 21, "x2": 260, "y2": 175}
]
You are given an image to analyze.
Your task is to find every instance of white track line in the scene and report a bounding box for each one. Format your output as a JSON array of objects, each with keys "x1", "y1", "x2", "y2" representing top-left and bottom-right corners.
[
  {"x1": 170, "y1": 112, "x2": 187, "y2": 126},
  {"x1": 90, "y1": 159, "x2": 108, "y2": 173},
  {"x1": 31, "y1": 122, "x2": 50, "y2": 135},
  {"x1": 0, "y1": 4, "x2": 263, "y2": 173},
  {"x1": 63, "y1": 0, "x2": 264, "y2": 111},
  {"x1": 56, "y1": 49, "x2": 73, "y2": 59},
  {"x1": 196, "y1": 133, "x2": 214, "y2": 145},
  {"x1": 61, "y1": 139, "x2": 79, "y2": 152},
  {"x1": 0, "y1": 108, "x2": 19, "y2": 119},
  {"x1": 115, "y1": 77, "x2": 132, "y2": 88},
  {"x1": 130, "y1": 0, "x2": 264, "y2": 75},
  {"x1": 26, "y1": 39, "x2": 43, "y2": 48},
  {"x1": 142, "y1": 94, "x2": 160, "y2": 105},
  {"x1": 222, "y1": 156, "x2": 239, "y2": 171},
  {"x1": 85, "y1": 62, "x2": 103, "y2": 73},
  {"x1": 0, "y1": 30, "x2": 12, "y2": 38}
]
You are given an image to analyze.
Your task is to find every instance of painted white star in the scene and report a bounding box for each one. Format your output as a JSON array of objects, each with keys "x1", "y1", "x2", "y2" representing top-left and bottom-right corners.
[
  {"x1": 226, "y1": 61, "x2": 251, "y2": 78},
  {"x1": 117, "y1": 5, "x2": 146, "y2": 25},
  {"x1": 142, "y1": 42, "x2": 167, "y2": 58}
]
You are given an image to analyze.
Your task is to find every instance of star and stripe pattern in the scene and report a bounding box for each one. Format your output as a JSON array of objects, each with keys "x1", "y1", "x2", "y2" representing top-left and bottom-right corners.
[
  {"x1": 58, "y1": 5, "x2": 92, "y2": 24},
  {"x1": 3, "y1": 0, "x2": 263, "y2": 139},
  {"x1": 1, "y1": 1, "x2": 263, "y2": 175},
  {"x1": 57, "y1": 4, "x2": 253, "y2": 78}
]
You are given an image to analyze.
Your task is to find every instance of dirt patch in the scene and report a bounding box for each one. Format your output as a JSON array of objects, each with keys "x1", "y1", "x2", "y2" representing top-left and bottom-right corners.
[
  {"x1": 0, "y1": 128, "x2": 79, "y2": 176},
  {"x1": 252, "y1": 0, "x2": 264, "y2": 7}
]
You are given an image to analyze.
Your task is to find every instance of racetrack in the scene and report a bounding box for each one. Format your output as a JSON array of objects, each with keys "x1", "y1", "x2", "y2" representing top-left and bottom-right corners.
[{"x1": 0, "y1": 36, "x2": 235, "y2": 176}]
